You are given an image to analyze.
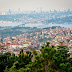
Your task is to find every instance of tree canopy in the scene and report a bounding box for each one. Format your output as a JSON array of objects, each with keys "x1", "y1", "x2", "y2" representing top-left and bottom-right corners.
[{"x1": 0, "y1": 42, "x2": 72, "y2": 72}]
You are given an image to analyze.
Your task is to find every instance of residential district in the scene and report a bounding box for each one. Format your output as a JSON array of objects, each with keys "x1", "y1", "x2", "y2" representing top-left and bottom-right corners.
[{"x1": 0, "y1": 27, "x2": 72, "y2": 57}]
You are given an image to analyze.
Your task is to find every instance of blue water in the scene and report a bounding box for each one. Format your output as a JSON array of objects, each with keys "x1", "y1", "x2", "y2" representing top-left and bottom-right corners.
[
  {"x1": 38, "y1": 23, "x2": 72, "y2": 28},
  {"x1": 0, "y1": 23, "x2": 21, "y2": 26},
  {"x1": 0, "y1": 23, "x2": 72, "y2": 28},
  {"x1": 25, "y1": 23, "x2": 72, "y2": 28}
]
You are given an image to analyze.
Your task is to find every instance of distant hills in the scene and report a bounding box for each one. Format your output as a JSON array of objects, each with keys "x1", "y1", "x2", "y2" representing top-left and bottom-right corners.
[
  {"x1": 0, "y1": 26, "x2": 65, "y2": 38},
  {"x1": 0, "y1": 10, "x2": 72, "y2": 38},
  {"x1": 0, "y1": 11, "x2": 72, "y2": 24},
  {"x1": 0, "y1": 26, "x2": 41, "y2": 38}
]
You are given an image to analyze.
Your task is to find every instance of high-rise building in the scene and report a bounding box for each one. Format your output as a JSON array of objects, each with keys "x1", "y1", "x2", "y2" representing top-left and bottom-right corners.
[{"x1": 8, "y1": 9, "x2": 12, "y2": 15}]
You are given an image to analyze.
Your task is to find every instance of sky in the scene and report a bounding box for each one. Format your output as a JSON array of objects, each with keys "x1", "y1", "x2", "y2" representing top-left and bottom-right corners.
[{"x1": 0, "y1": 0, "x2": 72, "y2": 11}]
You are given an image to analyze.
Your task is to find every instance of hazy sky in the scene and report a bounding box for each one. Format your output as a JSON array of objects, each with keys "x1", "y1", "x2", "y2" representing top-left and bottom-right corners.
[{"x1": 0, "y1": 0, "x2": 72, "y2": 11}]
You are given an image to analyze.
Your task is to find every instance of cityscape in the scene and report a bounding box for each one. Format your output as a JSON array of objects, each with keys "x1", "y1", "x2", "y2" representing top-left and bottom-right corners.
[
  {"x1": 0, "y1": 0, "x2": 72, "y2": 72},
  {"x1": 0, "y1": 26, "x2": 72, "y2": 56}
]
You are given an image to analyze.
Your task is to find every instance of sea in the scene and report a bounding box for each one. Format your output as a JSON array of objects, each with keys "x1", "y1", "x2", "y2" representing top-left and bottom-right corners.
[{"x1": 0, "y1": 23, "x2": 72, "y2": 28}]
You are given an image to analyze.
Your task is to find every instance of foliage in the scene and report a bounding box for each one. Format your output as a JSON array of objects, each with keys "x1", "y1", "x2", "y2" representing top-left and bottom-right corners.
[{"x1": 0, "y1": 42, "x2": 72, "y2": 72}]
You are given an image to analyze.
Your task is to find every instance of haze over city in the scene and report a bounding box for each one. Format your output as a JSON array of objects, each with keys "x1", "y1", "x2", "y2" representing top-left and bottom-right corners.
[
  {"x1": 0, "y1": 0, "x2": 72, "y2": 12},
  {"x1": 0, "y1": 0, "x2": 72, "y2": 72}
]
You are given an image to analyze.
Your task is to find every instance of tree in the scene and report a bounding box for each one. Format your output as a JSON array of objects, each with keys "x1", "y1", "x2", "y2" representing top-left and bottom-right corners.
[
  {"x1": 0, "y1": 53, "x2": 11, "y2": 72},
  {"x1": 54, "y1": 45, "x2": 72, "y2": 72},
  {"x1": 3, "y1": 42, "x2": 72, "y2": 72},
  {"x1": 40, "y1": 42, "x2": 56, "y2": 72},
  {"x1": 25, "y1": 42, "x2": 56, "y2": 72}
]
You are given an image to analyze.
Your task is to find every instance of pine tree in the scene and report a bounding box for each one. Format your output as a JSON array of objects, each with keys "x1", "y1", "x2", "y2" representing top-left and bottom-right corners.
[{"x1": 54, "y1": 45, "x2": 72, "y2": 72}]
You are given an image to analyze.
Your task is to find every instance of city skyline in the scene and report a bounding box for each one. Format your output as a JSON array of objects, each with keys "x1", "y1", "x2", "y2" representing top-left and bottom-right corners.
[{"x1": 0, "y1": 0, "x2": 72, "y2": 12}]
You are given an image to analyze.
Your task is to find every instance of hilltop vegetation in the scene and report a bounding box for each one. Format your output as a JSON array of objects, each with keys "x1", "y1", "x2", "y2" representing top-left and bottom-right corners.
[
  {"x1": 0, "y1": 42, "x2": 72, "y2": 72},
  {"x1": 0, "y1": 26, "x2": 40, "y2": 38}
]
